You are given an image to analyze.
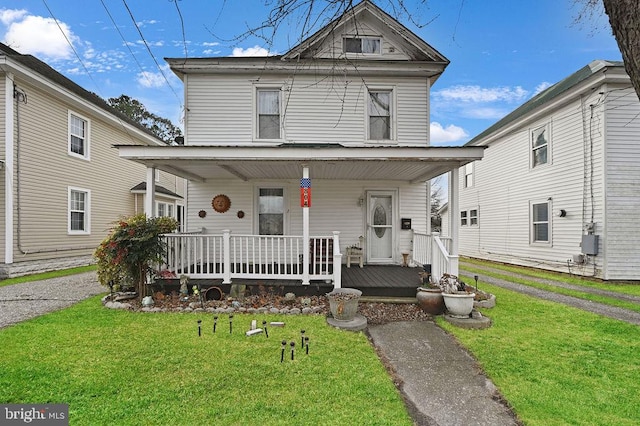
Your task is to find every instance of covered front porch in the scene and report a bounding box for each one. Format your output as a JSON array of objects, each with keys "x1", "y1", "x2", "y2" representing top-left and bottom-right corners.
[{"x1": 117, "y1": 144, "x2": 484, "y2": 291}]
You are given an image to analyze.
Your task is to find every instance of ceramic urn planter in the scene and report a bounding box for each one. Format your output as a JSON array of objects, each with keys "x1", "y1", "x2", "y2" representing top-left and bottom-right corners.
[
  {"x1": 442, "y1": 292, "x2": 476, "y2": 318},
  {"x1": 416, "y1": 287, "x2": 445, "y2": 315}
]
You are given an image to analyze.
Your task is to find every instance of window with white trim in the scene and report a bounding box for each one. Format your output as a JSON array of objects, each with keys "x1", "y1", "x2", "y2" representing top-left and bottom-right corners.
[
  {"x1": 157, "y1": 201, "x2": 175, "y2": 218},
  {"x1": 69, "y1": 112, "x2": 89, "y2": 159},
  {"x1": 464, "y1": 163, "x2": 474, "y2": 188},
  {"x1": 258, "y1": 188, "x2": 284, "y2": 235},
  {"x1": 469, "y1": 208, "x2": 478, "y2": 226},
  {"x1": 531, "y1": 124, "x2": 549, "y2": 168},
  {"x1": 68, "y1": 187, "x2": 90, "y2": 234},
  {"x1": 531, "y1": 201, "x2": 550, "y2": 243},
  {"x1": 368, "y1": 90, "x2": 392, "y2": 140},
  {"x1": 460, "y1": 210, "x2": 468, "y2": 226},
  {"x1": 257, "y1": 89, "x2": 281, "y2": 140},
  {"x1": 344, "y1": 37, "x2": 381, "y2": 54}
]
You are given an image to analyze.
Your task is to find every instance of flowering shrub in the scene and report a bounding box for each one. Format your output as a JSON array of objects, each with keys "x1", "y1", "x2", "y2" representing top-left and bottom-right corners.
[{"x1": 94, "y1": 214, "x2": 178, "y2": 296}]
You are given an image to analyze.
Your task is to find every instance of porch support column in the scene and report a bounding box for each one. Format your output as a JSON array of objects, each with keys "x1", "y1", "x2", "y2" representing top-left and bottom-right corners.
[
  {"x1": 4, "y1": 74, "x2": 14, "y2": 265},
  {"x1": 145, "y1": 167, "x2": 156, "y2": 217},
  {"x1": 222, "y1": 230, "x2": 231, "y2": 284},
  {"x1": 332, "y1": 231, "x2": 342, "y2": 288},
  {"x1": 448, "y1": 169, "x2": 460, "y2": 277},
  {"x1": 426, "y1": 180, "x2": 432, "y2": 235},
  {"x1": 301, "y1": 166, "x2": 310, "y2": 285}
]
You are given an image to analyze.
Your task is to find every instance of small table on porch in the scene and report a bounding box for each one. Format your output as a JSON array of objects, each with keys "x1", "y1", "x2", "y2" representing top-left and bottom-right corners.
[{"x1": 346, "y1": 247, "x2": 363, "y2": 268}]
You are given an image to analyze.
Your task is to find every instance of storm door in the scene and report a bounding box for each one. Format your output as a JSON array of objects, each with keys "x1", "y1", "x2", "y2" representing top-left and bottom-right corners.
[{"x1": 366, "y1": 191, "x2": 395, "y2": 263}]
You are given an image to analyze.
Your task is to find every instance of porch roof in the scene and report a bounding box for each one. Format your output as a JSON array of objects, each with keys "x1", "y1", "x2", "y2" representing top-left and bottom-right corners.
[{"x1": 116, "y1": 144, "x2": 485, "y2": 183}]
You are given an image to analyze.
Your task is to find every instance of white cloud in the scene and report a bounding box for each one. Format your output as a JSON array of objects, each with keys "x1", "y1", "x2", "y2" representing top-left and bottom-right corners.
[
  {"x1": 2, "y1": 13, "x2": 78, "y2": 60},
  {"x1": 137, "y1": 70, "x2": 166, "y2": 88},
  {"x1": 203, "y1": 49, "x2": 221, "y2": 55},
  {"x1": 534, "y1": 81, "x2": 552, "y2": 95},
  {"x1": 463, "y1": 107, "x2": 508, "y2": 120},
  {"x1": 232, "y1": 45, "x2": 270, "y2": 57},
  {"x1": 430, "y1": 122, "x2": 468, "y2": 144},
  {"x1": 0, "y1": 8, "x2": 27, "y2": 25},
  {"x1": 202, "y1": 42, "x2": 219, "y2": 47},
  {"x1": 435, "y1": 85, "x2": 529, "y2": 103}
]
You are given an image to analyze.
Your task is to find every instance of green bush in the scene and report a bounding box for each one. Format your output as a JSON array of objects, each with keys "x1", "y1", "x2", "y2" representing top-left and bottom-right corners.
[{"x1": 94, "y1": 214, "x2": 178, "y2": 296}]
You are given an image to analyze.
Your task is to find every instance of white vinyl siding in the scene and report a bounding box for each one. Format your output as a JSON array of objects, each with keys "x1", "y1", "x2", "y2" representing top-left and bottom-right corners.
[
  {"x1": 68, "y1": 187, "x2": 90, "y2": 234},
  {"x1": 68, "y1": 111, "x2": 90, "y2": 160},
  {"x1": 185, "y1": 75, "x2": 427, "y2": 146}
]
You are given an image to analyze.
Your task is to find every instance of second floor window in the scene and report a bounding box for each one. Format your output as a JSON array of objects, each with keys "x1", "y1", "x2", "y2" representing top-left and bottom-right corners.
[
  {"x1": 531, "y1": 124, "x2": 549, "y2": 167},
  {"x1": 464, "y1": 163, "x2": 474, "y2": 188},
  {"x1": 257, "y1": 89, "x2": 281, "y2": 139},
  {"x1": 368, "y1": 90, "x2": 391, "y2": 140},
  {"x1": 69, "y1": 113, "x2": 89, "y2": 159}
]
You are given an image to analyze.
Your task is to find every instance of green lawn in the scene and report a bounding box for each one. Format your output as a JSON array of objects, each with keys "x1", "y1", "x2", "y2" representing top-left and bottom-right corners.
[
  {"x1": 0, "y1": 297, "x2": 411, "y2": 426},
  {"x1": 444, "y1": 278, "x2": 640, "y2": 426}
]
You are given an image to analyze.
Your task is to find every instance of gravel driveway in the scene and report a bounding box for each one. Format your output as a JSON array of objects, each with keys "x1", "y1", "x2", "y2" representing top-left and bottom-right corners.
[{"x1": 0, "y1": 272, "x2": 104, "y2": 329}]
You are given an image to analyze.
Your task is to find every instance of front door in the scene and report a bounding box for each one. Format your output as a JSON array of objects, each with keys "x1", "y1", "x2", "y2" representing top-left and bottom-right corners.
[{"x1": 367, "y1": 191, "x2": 395, "y2": 263}]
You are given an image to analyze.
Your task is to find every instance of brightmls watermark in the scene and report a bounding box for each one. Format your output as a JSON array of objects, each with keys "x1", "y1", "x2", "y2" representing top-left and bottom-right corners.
[{"x1": 1, "y1": 404, "x2": 68, "y2": 425}]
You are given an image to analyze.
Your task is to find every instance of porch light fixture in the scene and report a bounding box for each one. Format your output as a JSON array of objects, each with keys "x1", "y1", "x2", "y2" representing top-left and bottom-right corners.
[{"x1": 357, "y1": 197, "x2": 364, "y2": 207}]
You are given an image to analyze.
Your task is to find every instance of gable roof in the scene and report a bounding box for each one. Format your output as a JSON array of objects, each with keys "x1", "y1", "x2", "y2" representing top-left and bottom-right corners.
[
  {"x1": 466, "y1": 60, "x2": 626, "y2": 146},
  {"x1": 282, "y1": 0, "x2": 449, "y2": 63},
  {"x1": 0, "y1": 42, "x2": 165, "y2": 145}
]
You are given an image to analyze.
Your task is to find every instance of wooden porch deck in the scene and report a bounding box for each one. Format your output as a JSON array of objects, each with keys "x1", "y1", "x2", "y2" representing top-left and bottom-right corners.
[{"x1": 157, "y1": 265, "x2": 422, "y2": 298}]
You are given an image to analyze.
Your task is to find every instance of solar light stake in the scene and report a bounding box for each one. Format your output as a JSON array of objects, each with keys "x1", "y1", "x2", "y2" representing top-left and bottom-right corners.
[
  {"x1": 300, "y1": 329, "x2": 305, "y2": 347},
  {"x1": 213, "y1": 315, "x2": 218, "y2": 333},
  {"x1": 281, "y1": 340, "x2": 287, "y2": 363},
  {"x1": 197, "y1": 320, "x2": 202, "y2": 337},
  {"x1": 290, "y1": 341, "x2": 295, "y2": 361},
  {"x1": 263, "y1": 320, "x2": 269, "y2": 338},
  {"x1": 229, "y1": 314, "x2": 234, "y2": 334},
  {"x1": 474, "y1": 275, "x2": 479, "y2": 291},
  {"x1": 305, "y1": 336, "x2": 309, "y2": 355}
]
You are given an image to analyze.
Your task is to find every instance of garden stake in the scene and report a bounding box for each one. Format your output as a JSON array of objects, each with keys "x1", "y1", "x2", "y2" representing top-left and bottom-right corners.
[
  {"x1": 213, "y1": 315, "x2": 218, "y2": 333},
  {"x1": 305, "y1": 336, "x2": 309, "y2": 355},
  {"x1": 290, "y1": 341, "x2": 295, "y2": 360},
  {"x1": 263, "y1": 320, "x2": 269, "y2": 338},
  {"x1": 300, "y1": 329, "x2": 305, "y2": 347},
  {"x1": 229, "y1": 314, "x2": 233, "y2": 334},
  {"x1": 197, "y1": 320, "x2": 202, "y2": 337},
  {"x1": 474, "y1": 275, "x2": 479, "y2": 291},
  {"x1": 281, "y1": 340, "x2": 286, "y2": 363}
]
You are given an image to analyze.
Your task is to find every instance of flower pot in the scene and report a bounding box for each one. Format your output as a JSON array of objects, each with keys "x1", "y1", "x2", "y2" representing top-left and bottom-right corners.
[
  {"x1": 443, "y1": 292, "x2": 476, "y2": 318},
  {"x1": 416, "y1": 287, "x2": 445, "y2": 315},
  {"x1": 326, "y1": 288, "x2": 362, "y2": 321}
]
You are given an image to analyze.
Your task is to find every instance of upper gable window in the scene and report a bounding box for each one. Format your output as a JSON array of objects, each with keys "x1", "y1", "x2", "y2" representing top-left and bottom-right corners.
[
  {"x1": 344, "y1": 37, "x2": 381, "y2": 54},
  {"x1": 531, "y1": 124, "x2": 550, "y2": 168},
  {"x1": 257, "y1": 89, "x2": 281, "y2": 140},
  {"x1": 69, "y1": 112, "x2": 90, "y2": 160}
]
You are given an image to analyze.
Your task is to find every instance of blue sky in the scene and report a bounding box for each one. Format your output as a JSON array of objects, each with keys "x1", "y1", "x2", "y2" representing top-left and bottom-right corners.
[{"x1": 0, "y1": 0, "x2": 622, "y2": 145}]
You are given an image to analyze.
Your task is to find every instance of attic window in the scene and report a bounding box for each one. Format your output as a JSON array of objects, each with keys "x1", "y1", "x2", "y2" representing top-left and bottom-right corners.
[{"x1": 344, "y1": 37, "x2": 381, "y2": 54}]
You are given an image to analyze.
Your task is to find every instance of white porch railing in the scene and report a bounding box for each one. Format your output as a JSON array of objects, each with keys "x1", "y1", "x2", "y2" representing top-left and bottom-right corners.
[
  {"x1": 411, "y1": 231, "x2": 458, "y2": 282},
  {"x1": 162, "y1": 230, "x2": 342, "y2": 288}
]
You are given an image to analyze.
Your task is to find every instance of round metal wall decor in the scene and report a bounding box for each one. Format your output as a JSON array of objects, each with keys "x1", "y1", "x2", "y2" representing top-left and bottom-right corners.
[
  {"x1": 212, "y1": 194, "x2": 231, "y2": 213},
  {"x1": 198, "y1": 210, "x2": 207, "y2": 218}
]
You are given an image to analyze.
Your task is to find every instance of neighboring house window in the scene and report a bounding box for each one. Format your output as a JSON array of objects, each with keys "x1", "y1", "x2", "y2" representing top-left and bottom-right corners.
[
  {"x1": 531, "y1": 201, "x2": 550, "y2": 243},
  {"x1": 257, "y1": 89, "x2": 281, "y2": 139},
  {"x1": 258, "y1": 188, "x2": 284, "y2": 235},
  {"x1": 155, "y1": 169, "x2": 160, "y2": 182},
  {"x1": 464, "y1": 163, "x2": 474, "y2": 188},
  {"x1": 460, "y1": 210, "x2": 468, "y2": 226},
  {"x1": 68, "y1": 187, "x2": 90, "y2": 234},
  {"x1": 69, "y1": 112, "x2": 89, "y2": 159},
  {"x1": 368, "y1": 90, "x2": 392, "y2": 140},
  {"x1": 157, "y1": 201, "x2": 174, "y2": 218},
  {"x1": 344, "y1": 37, "x2": 381, "y2": 54},
  {"x1": 469, "y1": 208, "x2": 478, "y2": 226},
  {"x1": 531, "y1": 124, "x2": 549, "y2": 168}
]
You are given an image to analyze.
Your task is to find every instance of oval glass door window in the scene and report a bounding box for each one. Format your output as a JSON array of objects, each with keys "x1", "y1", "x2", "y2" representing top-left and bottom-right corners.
[{"x1": 373, "y1": 204, "x2": 387, "y2": 238}]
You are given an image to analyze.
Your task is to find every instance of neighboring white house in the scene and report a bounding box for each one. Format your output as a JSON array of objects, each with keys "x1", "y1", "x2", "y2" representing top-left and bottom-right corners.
[
  {"x1": 0, "y1": 42, "x2": 185, "y2": 278},
  {"x1": 118, "y1": 0, "x2": 484, "y2": 287},
  {"x1": 458, "y1": 60, "x2": 640, "y2": 281}
]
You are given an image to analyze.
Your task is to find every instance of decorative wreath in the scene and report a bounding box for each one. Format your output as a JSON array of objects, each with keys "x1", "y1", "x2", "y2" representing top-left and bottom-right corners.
[{"x1": 211, "y1": 194, "x2": 231, "y2": 213}]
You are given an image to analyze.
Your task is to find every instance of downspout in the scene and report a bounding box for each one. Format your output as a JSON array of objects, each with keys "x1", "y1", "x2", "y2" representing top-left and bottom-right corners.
[{"x1": 14, "y1": 84, "x2": 94, "y2": 254}]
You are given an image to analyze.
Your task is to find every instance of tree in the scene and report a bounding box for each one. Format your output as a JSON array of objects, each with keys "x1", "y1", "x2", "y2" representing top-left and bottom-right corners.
[
  {"x1": 236, "y1": 1, "x2": 640, "y2": 101},
  {"x1": 430, "y1": 177, "x2": 444, "y2": 232},
  {"x1": 107, "y1": 95, "x2": 183, "y2": 144}
]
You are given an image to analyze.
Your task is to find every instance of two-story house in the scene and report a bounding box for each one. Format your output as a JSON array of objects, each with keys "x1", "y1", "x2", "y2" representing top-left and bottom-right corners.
[
  {"x1": 118, "y1": 0, "x2": 484, "y2": 291},
  {"x1": 458, "y1": 60, "x2": 640, "y2": 281},
  {"x1": 0, "y1": 42, "x2": 185, "y2": 278}
]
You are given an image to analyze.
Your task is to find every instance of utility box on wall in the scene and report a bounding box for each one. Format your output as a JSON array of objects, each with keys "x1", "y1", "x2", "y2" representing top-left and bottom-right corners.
[
  {"x1": 401, "y1": 218, "x2": 412, "y2": 230},
  {"x1": 581, "y1": 234, "x2": 599, "y2": 255}
]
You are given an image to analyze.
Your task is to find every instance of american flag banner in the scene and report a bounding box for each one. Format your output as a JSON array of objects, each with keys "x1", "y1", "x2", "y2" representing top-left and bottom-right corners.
[{"x1": 300, "y1": 178, "x2": 311, "y2": 207}]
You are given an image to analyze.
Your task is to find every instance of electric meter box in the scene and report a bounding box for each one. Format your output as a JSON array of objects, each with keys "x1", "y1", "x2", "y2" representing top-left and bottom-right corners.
[{"x1": 581, "y1": 234, "x2": 599, "y2": 256}]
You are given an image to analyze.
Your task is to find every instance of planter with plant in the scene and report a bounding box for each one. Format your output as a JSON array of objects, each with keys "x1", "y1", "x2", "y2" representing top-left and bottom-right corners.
[
  {"x1": 94, "y1": 214, "x2": 178, "y2": 300},
  {"x1": 439, "y1": 273, "x2": 475, "y2": 318},
  {"x1": 416, "y1": 270, "x2": 445, "y2": 315}
]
